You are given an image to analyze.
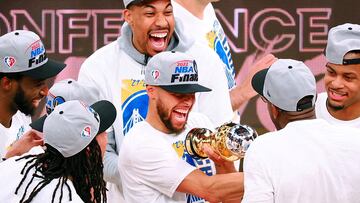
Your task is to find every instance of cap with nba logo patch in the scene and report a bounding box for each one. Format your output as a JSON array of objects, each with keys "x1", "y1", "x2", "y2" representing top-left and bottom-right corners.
[
  {"x1": 0, "y1": 30, "x2": 65, "y2": 80},
  {"x1": 46, "y1": 79, "x2": 100, "y2": 115},
  {"x1": 144, "y1": 51, "x2": 212, "y2": 94},
  {"x1": 30, "y1": 100, "x2": 116, "y2": 158}
]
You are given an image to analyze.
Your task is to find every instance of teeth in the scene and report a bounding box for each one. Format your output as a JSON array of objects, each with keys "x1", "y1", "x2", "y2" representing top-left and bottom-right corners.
[
  {"x1": 175, "y1": 109, "x2": 188, "y2": 114},
  {"x1": 150, "y1": 33, "x2": 167, "y2": 38}
]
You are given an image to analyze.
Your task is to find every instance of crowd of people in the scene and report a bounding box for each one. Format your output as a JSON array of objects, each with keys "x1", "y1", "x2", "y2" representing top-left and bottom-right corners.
[{"x1": 0, "y1": 0, "x2": 360, "y2": 202}]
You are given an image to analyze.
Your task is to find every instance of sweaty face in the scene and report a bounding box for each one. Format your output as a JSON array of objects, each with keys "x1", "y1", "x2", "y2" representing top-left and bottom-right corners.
[
  {"x1": 126, "y1": 0, "x2": 175, "y2": 56},
  {"x1": 13, "y1": 76, "x2": 48, "y2": 116},
  {"x1": 155, "y1": 88, "x2": 195, "y2": 133},
  {"x1": 324, "y1": 56, "x2": 360, "y2": 112}
]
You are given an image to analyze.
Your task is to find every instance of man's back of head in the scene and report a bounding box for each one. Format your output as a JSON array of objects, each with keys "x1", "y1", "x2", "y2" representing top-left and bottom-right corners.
[{"x1": 251, "y1": 59, "x2": 317, "y2": 130}]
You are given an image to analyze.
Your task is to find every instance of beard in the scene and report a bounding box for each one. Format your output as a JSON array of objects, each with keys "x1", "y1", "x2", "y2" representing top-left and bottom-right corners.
[
  {"x1": 326, "y1": 99, "x2": 344, "y2": 111},
  {"x1": 14, "y1": 85, "x2": 36, "y2": 116},
  {"x1": 156, "y1": 100, "x2": 187, "y2": 134}
]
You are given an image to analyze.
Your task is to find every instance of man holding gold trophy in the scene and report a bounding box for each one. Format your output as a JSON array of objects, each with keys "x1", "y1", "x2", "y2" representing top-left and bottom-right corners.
[{"x1": 118, "y1": 51, "x2": 257, "y2": 203}]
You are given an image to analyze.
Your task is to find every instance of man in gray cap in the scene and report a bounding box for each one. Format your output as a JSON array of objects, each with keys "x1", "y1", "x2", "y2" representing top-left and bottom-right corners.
[
  {"x1": 0, "y1": 30, "x2": 65, "y2": 160},
  {"x1": 0, "y1": 100, "x2": 116, "y2": 203},
  {"x1": 78, "y1": 0, "x2": 236, "y2": 201},
  {"x1": 242, "y1": 59, "x2": 360, "y2": 202},
  {"x1": 119, "y1": 51, "x2": 244, "y2": 203},
  {"x1": 316, "y1": 23, "x2": 360, "y2": 128}
]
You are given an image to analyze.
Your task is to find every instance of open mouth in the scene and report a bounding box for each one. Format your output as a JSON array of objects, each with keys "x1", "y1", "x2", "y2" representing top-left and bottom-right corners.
[
  {"x1": 328, "y1": 89, "x2": 347, "y2": 101},
  {"x1": 149, "y1": 32, "x2": 168, "y2": 52},
  {"x1": 172, "y1": 108, "x2": 189, "y2": 123}
]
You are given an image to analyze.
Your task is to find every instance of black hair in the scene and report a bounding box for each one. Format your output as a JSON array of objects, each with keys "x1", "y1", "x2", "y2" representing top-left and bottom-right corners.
[
  {"x1": 0, "y1": 72, "x2": 24, "y2": 80},
  {"x1": 14, "y1": 139, "x2": 106, "y2": 203}
]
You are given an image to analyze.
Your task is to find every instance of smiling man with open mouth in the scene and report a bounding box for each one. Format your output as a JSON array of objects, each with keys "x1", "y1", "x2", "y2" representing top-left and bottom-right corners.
[{"x1": 316, "y1": 23, "x2": 360, "y2": 128}]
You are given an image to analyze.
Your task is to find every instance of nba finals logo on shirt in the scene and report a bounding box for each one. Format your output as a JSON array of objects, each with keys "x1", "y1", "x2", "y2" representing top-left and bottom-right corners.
[
  {"x1": 171, "y1": 60, "x2": 198, "y2": 83},
  {"x1": 4, "y1": 56, "x2": 16, "y2": 68},
  {"x1": 81, "y1": 126, "x2": 92, "y2": 138},
  {"x1": 27, "y1": 40, "x2": 47, "y2": 68}
]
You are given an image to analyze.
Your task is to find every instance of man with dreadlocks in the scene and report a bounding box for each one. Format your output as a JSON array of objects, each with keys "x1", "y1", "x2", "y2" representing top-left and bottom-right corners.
[{"x1": 0, "y1": 100, "x2": 116, "y2": 203}]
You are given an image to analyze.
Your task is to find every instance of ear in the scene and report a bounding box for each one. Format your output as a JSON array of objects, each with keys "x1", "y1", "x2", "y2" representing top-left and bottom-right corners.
[
  {"x1": 146, "y1": 85, "x2": 156, "y2": 99},
  {"x1": 123, "y1": 9, "x2": 133, "y2": 26},
  {"x1": 270, "y1": 103, "x2": 280, "y2": 119},
  {"x1": 0, "y1": 76, "x2": 14, "y2": 91}
]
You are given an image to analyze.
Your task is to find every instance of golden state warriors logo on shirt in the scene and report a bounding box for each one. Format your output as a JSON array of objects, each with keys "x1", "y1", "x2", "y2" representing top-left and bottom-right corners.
[
  {"x1": 206, "y1": 20, "x2": 235, "y2": 89},
  {"x1": 172, "y1": 139, "x2": 214, "y2": 203},
  {"x1": 121, "y1": 79, "x2": 148, "y2": 135}
]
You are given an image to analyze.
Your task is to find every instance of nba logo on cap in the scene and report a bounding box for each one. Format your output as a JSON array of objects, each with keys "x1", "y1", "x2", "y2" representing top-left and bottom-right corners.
[
  {"x1": 151, "y1": 70, "x2": 160, "y2": 81},
  {"x1": 81, "y1": 126, "x2": 92, "y2": 138},
  {"x1": 4, "y1": 56, "x2": 16, "y2": 68}
]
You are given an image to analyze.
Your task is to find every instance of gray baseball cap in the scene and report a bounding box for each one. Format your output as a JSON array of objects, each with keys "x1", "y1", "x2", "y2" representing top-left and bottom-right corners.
[
  {"x1": 252, "y1": 59, "x2": 316, "y2": 112},
  {"x1": 45, "y1": 79, "x2": 100, "y2": 115},
  {"x1": 123, "y1": 0, "x2": 147, "y2": 8},
  {"x1": 0, "y1": 30, "x2": 65, "y2": 80},
  {"x1": 145, "y1": 51, "x2": 211, "y2": 94},
  {"x1": 30, "y1": 100, "x2": 116, "y2": 158},
  {"x1": 325, "y1": 23, "x2": 360, "y2": 65}
]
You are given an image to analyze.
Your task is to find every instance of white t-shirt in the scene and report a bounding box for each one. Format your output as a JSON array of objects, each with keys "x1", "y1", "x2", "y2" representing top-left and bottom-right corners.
[
  {"x1": 242, "y1": 119, "x2": 360, "y2": 203},
  {"x1": 0, "y1": 149, "x2": 84, "y2": 203},
  {"x1": 0, "y1": 111, "x2": 31, "y2": 159},
  {"x1": 315, "y1": 92, "x2": 360, "y2": 128},
  {"x1": 119, "y1": 112, "x2": 215, "y2": 203},
  {"x1": 172, "y1": 1, "x2": 236, "y2": 89}
]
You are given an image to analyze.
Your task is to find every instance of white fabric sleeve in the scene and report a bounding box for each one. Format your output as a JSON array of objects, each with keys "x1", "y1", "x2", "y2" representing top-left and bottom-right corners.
[
  {"x1": 241, "y1": 140, "x2": 274, "y2": 203},
  {"x1": 128, "y1": 145, "x2": 196, "y2": 198}
]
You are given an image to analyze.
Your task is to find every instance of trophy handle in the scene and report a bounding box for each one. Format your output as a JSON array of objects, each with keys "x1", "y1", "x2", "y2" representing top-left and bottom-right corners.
[{"x1": 185, "y1": 128, "x2": 213, "y2": 159}]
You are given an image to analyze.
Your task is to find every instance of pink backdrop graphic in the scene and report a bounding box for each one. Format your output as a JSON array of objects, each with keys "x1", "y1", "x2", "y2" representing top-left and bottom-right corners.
[{"x1": 1, "y1": 0, "x2": 359, "y2": 133}]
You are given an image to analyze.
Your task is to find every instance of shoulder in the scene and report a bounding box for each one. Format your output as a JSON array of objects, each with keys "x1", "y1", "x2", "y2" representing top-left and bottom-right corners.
[{"x1": 81, "y1": 41, "x2": 124, "y2": 69}]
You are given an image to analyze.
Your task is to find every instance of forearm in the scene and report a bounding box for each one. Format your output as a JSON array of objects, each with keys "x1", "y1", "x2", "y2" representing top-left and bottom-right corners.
[
  {"x1": 178, "y1": 170, "x2": 244, "y2": 203},
  {"x1": 206, "y1": 172, "x2": 244, "y2": 201},
  {"x1": 230, "y1": 84, "x2": 254, "y2": 111}
]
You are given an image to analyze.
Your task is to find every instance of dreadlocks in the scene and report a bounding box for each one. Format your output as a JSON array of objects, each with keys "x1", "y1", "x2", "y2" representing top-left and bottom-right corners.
[{"x1": 14, "y1": 138, "x2": 107, "y2": 203}]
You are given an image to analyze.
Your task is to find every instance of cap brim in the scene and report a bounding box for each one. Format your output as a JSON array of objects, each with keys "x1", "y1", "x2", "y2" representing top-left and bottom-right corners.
[
  {"x1": 30, "y1": 115, "x2": 47, "y2": 132},
  {"x1": 125, "y1": 0, "x2": 145, "y2": 8},
  {"x1": 160, "y1": 84, "x2": 212, "y2": 94},
  {"x1": 251, "y1": 68, "x2": 269, "y2": 97},
  {"x1": 90, "y1": 100, "x2": 117, "y2": 134},
  {"x1": 21, "y1": 59, "x2": 66, "y2": 80}
]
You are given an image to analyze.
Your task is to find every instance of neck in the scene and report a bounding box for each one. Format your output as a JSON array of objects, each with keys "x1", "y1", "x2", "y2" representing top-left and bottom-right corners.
[
  {"x1": 174, "y1": 0, "x2": 208, "y2": 19},
  {"x1": 0, "y1": 95, "x2": 16, "y2": 128},
  {"x1": 278, "y1": 108, "x2": 316, "y2": 129},
  {"x1": 326, "y1": 100, "x2": 360, "y2": 121}
]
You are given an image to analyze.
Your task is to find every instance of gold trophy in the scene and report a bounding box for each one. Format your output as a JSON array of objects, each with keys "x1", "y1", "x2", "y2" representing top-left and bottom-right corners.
[{"x1": 185, "y1": 122, "x2": 258, "y2": 161}]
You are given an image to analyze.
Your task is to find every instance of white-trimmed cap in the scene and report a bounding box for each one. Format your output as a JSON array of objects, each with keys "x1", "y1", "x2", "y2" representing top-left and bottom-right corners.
[
  {"x1": 0, "y1": 30, "x2": 65, "y2": 79},
  {"x1": 144, "y1": 51, "x2": 211, "y2": 94},
  {"x1": 30, "y1": 100, "x2": 116, "y2": 158},
  {"x1": 46, "y1": 79, "x2": 100, "y2": 114},
  {"x1": 325, "y1": 23, "x2": 360, "y2": 65},
  {"x1": 252, "y1": 59, "x2": 316, "y2": 112}
]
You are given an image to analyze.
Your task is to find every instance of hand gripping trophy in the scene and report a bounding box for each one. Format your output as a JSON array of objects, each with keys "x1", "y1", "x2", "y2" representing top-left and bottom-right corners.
[{"x1": 185, "y1": 122, "x2": 258, "y2": 161}]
